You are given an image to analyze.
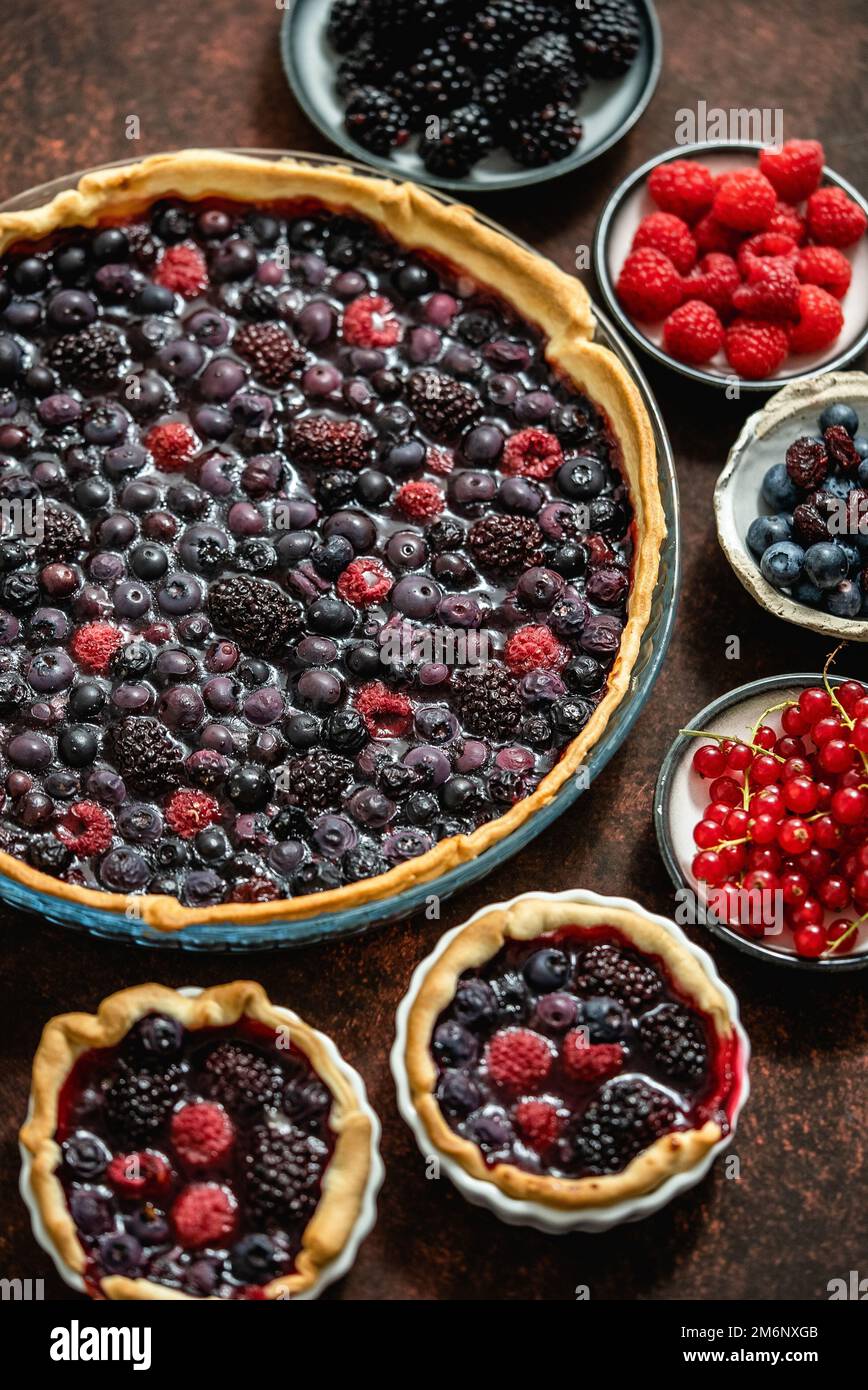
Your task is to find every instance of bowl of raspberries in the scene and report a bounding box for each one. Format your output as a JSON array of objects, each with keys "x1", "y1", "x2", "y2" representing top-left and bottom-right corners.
[
  {"x1": 281, "y1": 0, "x2": 661, "y2": 189},
  {"x1": 596, "y1": 140, "x2": 868, "y2": 388},
  {"x1": 715, "y1": 372, "x2": 868, "y2": 637}
]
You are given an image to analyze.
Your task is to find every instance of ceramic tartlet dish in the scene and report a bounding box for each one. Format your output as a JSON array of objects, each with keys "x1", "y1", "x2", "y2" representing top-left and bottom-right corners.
[
  {"x1": 655, "y1": 674, "x2": 868, "y2": 971},
  {"x1": 0, "y1": 148, "x2": 676, "y2": 949},
  {"x1": 391, "y1": 889, "x2": 749, "y2": 1232},
  {"x1": 594, "y1": 141, "x2": 868, "y2": 390},
  {"x1": 714, "y1": 372, "x2": 868, "y2": 639},
  {"x1": 19, "y1": 981, "x2": 383, "y2": 1299}
]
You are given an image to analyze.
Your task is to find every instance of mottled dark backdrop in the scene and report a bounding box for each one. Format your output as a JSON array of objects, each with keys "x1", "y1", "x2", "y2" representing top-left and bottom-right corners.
[{"x1": 0, "y1": 0, "x2": 865, "y2": 1300}]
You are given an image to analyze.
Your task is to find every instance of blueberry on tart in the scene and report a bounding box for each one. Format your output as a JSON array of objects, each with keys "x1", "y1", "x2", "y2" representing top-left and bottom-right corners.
[
  {"x1": 20, "y1": 982, "x2": 377, "y2": 1299},
  {"x1": 0, "y1": 150, "x2": 662, "y2": 932},
  {"x1": 400, "y1": 897, "x2": 746, "y2": 1215}
]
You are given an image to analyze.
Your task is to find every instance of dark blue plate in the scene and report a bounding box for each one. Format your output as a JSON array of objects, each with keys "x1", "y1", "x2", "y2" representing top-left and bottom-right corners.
[{"x1": 280, "y1": 0, "x2": 662, "y2": 192}]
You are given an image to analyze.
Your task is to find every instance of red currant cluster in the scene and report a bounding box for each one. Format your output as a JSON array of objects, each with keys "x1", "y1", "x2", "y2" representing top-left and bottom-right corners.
[{"x1": 688, "y1": 676, "x2": 868, "y2": 959}]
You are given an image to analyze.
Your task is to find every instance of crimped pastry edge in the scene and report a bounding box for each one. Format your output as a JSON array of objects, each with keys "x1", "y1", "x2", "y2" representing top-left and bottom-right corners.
[
  {"x1": 0, "y1": 150, "x2": 665, "y2": 931},
  {"x1": 19, "y1": 980, "x2": 373, "y2": 1299},
  {"x1": 404, "y1": 898, "x2": 732, "y2": 1210}
]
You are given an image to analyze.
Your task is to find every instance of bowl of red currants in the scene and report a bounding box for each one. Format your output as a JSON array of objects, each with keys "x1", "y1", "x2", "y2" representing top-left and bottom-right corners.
[{"x1": 655, "y1": 670, "x2": 868, "y2": 970}]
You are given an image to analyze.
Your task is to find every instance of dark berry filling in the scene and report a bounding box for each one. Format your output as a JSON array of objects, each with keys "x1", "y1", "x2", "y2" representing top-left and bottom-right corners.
[
  {"x1": 56, "y1": 1012, "x2": 334, "y2": 1298},
  {"x1": 0, "y1": 196, "x2": 634, "y2": 906},
  {"x1": 432, "y1": 927, "x2": 736, "y2": 1179}
]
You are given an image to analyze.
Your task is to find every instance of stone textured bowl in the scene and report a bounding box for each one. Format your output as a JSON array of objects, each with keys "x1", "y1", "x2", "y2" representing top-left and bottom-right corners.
[{"x1": 714, "y1": 371, "x2": 868, "y2": 640}]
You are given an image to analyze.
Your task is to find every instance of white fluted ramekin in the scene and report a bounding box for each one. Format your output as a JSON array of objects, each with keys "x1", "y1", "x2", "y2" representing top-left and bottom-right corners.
[
  {"x1": 391, "y1": 889, "x2": 750, "y2": 1234},
  {"x1": 20, "y1": 986, "x2": 384, "y2": 1300}
]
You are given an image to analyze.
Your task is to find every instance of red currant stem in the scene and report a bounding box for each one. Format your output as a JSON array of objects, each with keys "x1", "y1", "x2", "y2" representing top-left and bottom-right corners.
[
  {"x1": 818, "y1": 655, "x2": 868, "y2": 778},
  {"x1": 822, "y1": 644, "x2": 852, "y2": 726},
  {"x1": 679, "y1": 727, "x2": 785, "y2": 761},
  {"x1": 753, "y1": 701, "x2": 791, "y2": 729},
  {"x1": 750, "y1": 702, "x2": 791, "y2": 756},
  {"x1": 823, "y1": 911, "x2": 868, "y2": 956},
  {"x1": 712, "y1": 837, "x2": 749, "y2": 850}
]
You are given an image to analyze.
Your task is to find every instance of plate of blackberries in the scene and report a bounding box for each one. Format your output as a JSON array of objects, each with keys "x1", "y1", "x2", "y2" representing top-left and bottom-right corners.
[{"x1": 281, "y1": 0, "x2": 661, "y2": 190}]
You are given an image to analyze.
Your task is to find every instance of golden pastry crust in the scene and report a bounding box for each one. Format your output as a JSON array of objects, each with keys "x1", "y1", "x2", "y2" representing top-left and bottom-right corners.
[
  {"x1": 404, "y1": 898, "x2": 733, "y2": 1210},
  {"x1": 0, "y1": 151, "x2": 665, "y2": 932},
  {"x1": 19, "y1": 981, "x2": 373, "y2": 1299}
]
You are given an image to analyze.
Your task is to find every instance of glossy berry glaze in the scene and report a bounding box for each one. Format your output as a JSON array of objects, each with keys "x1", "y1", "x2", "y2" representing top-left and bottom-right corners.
[
  {"x1": 0, "y1": 197, "x2": 633, "y2": 906},
  {"x1": 432, "y1": 927, "x2": 738, "y2": 1179},
  {"x1": 54, "y1": 1012, "x2": 334, "y2": 1298}
]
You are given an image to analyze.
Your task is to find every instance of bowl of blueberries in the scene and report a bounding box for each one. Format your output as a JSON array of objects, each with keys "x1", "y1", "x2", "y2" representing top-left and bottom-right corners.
[{"x1": 714, "y1": 372, "x2": 868, "y2": 639}]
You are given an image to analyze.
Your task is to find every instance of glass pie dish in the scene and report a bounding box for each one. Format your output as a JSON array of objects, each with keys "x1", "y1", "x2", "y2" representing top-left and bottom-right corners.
[{"x1": 0, "y1": 149, "x2": 678, "y2": 950}]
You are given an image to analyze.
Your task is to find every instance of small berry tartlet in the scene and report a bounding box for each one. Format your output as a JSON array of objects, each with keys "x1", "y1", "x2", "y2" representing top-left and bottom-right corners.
[
  {"x1": 394, "y1": 892, "x2": 748, "y2": 1229},
  {"x1": 19, "y1": 982, "x2": 379, "y2": 1299}
]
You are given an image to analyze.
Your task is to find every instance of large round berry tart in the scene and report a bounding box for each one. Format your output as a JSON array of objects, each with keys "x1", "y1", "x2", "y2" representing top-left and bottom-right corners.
[
  {"x1": 0, "y1": 150, "x2": 663, "y2": 931},
  {"x1": 395, "y1": 893, "x2": 747, "y2": 1227},
  {"x1": 19, "y1": 981, "x2": 379, "y2": 1299}
]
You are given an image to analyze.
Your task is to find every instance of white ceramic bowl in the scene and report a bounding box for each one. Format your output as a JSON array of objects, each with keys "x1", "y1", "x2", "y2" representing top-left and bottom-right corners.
[
  {"x1": 714, "y1": 371, "x2": 868, "y2": 639},
  {"x1": 19, "y1": 986, "x2": 384, "y2": 1300},
  {"x1": 654, "y1": 675, "x2": 868, "y2": 971},
  {"x1": 391, "y1": 888, "x2": 750, "y2": 1233},
  {"x1": 594, "y1": 141, "x2": 868, "y2": 390}
]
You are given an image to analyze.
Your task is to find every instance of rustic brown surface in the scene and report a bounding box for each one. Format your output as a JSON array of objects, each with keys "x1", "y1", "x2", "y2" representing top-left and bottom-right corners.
[{"x1": 0, "y1": 0, "x2": 866, "y2": 1302}]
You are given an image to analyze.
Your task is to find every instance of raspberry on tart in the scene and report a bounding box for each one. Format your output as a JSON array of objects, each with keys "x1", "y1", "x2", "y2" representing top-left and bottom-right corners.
[
  {"x1": 19, "y1": 982, "x2": 376, "y2": 1300},
  {"x1": 0, "y1": 150, "x2": 661, "y2": 931},
  {"x1": 401, "y1": 897, "x2": 745, "y2": 1212}
]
